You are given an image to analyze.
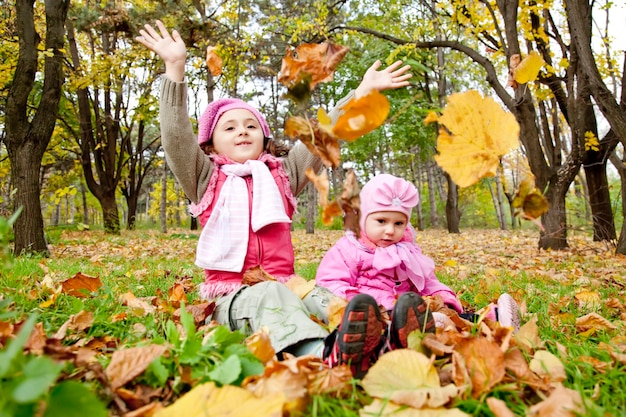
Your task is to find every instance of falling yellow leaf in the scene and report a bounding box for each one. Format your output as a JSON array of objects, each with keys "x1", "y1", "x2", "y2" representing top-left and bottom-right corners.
[
  {"x1": 361, "y1": 350, "x2": 461, "y2": 409},
  {"x1": 333, "y1": 91, "x2": 390, "y2": 141},
  {"x1": 155, "y1": 382, "x2": 284, "y2": 417},
  {"x1": 514, "y1": 51, "x2": 544, "y2": 84},
  {"x1": 512, "y1": 177, "x2": 549, "y2": 222},
  {"x1": 306, "y1": 167, "x2": 330, "y2": 208},
  {"x1": 433, "y1": 91, "x2": 520, "y2": 188},
  {"x1": 423, "y1": 111, "x2": 440, "y2": 126}
]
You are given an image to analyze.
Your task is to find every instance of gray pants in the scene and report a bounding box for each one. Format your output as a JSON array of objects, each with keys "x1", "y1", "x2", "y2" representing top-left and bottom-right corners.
[{"x1": 212, "y1": 281, "x2": 335, "y2": 352}]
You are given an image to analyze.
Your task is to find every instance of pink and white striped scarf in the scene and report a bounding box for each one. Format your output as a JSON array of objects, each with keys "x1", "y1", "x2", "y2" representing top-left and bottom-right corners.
[{"x1": 195, "y1": 160, "x2": 291, "y2": 272}]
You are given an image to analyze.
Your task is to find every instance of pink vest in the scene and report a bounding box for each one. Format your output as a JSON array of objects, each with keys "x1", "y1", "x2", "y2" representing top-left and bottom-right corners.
[{"x1": 191, "y1": 154, "x2": 297, "y2": 300}]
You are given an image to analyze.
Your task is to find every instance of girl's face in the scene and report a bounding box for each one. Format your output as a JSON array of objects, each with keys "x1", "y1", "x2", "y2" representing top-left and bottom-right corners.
[
  {"x1": 364, "y1": 211, "x2": 407, "y2": 248},
  {"x1": 212, "y1": 109, "x2": 265, "y2": 163}
]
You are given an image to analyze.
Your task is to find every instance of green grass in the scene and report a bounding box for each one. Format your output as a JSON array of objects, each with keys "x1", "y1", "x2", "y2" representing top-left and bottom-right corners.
[{"x1": 2, "y1": 228, "x2": 626, "y2": 416}]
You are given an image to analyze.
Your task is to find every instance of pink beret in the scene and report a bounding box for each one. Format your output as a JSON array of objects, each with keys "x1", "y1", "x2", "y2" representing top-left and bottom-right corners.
[
  {"x1": 359, "y1": 174, "x2": 419, "y2": 232},
  {"x1": 197, "y1": 98, "x2": 272, "y2": 145}
]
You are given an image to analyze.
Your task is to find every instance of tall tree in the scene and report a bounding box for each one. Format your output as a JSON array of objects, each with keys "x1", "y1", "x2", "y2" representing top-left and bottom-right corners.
[{"x1": 4, "y1": 0, "x2": 70, "y2": 255}]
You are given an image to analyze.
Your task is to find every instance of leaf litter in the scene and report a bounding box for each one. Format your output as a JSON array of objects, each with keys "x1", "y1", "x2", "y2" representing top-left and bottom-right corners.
[{"x1": 2, "y1": 228, "x2": 624, "y2": 416}]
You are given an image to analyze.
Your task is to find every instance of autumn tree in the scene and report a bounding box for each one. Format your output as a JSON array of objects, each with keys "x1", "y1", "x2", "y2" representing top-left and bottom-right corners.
[
  {"x1": 334, "y1": 0, "x2": 624, "y2": 251},
  {"x1": 4, "y1": 0, "x2": 69, "y2": 255}
]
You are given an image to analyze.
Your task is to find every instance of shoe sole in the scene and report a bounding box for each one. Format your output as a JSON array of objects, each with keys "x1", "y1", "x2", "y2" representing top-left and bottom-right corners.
[
  {"x1": 390, "y1": 292, "x2": 435, "y2": 349},
  {"x1": 337, "y1": 294, "x2": 384, "y2": 379},
  {"x1": 497, "y1": 293, "x2": 521, "y2": 332}
]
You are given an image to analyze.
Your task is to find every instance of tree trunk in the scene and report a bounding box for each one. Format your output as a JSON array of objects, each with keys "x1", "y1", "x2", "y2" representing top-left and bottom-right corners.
[
  {"x1": 160, "y1": 161, "x2": 167, "y2": 234},
  {"x1": 444, "y1": 174, "x2": 460, "y2": 233},
  {"x1": 584, "y1": 162, "x2": 616, "y2": 241},
  {"x1": 306, "y1": 183, "x2": 316, "y2": 234},
  {"x1": 610, "y1": 148, "x2": 626, "y2": 254},
  {"x1": 125, "y1": 192, "x2": 139, "y2": 230},
  {"x1": 5, "y1": 0, "x2": 70, "y2": 256},
  {"x1": 427, "y1": 163, "x2": 439, "y2": 227},
  {"x1": 539, "y1": 182, "x2": 569, "y2": 250},
  {"x1": 495, "y1": 174, "x2": 507, "y2": 230}
]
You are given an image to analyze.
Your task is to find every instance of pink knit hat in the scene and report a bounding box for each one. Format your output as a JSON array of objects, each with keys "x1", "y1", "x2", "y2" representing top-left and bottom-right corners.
[
  {"x1": 359, "y1": 174, "x2": 420, "y2": 232},
  {"x1": 197, "y1": 98, "x2": 272, "y2": 145}
]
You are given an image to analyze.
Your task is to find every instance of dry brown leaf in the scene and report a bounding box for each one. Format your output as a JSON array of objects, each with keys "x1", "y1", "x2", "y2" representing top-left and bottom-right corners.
[
  {"x1": 515, "y1": 315, "x2": 543, "y2": 352},
  {"x1": 105, "y1": 344, "x2": 168, "y2": 391},
  {"x1": 529, "y1": 350, "x2": 566, "y2": 383},
  {"x1": 285, "y1": 116, "x2": 341, "y2": 168},
  {"x1": 575, "y1": 312, "x2": 617, "y2": 333},
  {"x1": 61, "y1": 272, "x2": 103, "y2": 298},
  {"x1": 527, "y1": 383, "x2": 585, "y2": 417},
  {"x1": 205, "y1": 46, "x2": 223, "y2": 77},
  {"x1": 455, "y1": 336, "x2": 505, "y2": 398},
  {"x1": 361, "y1": 350, "x2": 461, "y2": 409},
  {"x1": 167, "y1": 283, "x2": 187, "y2": 308},
  {"x1": 321, "y1": 201, "x2": 342, "y2": 226},
  {"x1": 360, "y1": 399, "x2": 470, "y2": 416},
  {"x1": 486, "y1": 397, "x2": 517, "y2": 417},
  {"x1": 155, "y1": 382, "x2": 284, "y2": 417},
  {"x1": 277, "y1": 42, "x2": 350, "y2": 90},
  {"x1": 245, "y1": 328, "x2": 276, "y2": 364},
  {"x1": 242, "y1": 266, "x2": 276, "y2": 286},
  {"x1": 307, "y1": 365, "x2": 353, "y2": 397},
  {"x1": 121, "y1": 292, "x2": 157, "y2": 316},
  {"x1": 53, "y1": 310, "x2": 94, "y2": 339},
  {"x1": 305, "y1": 167, "x2": 330, "y2": 207},
  {"x1": 284, "y1": 275, "x2": 316, "y2": 299},
  {"x1": 243, "y1": 355, "x2": 313, "y2": 415}
]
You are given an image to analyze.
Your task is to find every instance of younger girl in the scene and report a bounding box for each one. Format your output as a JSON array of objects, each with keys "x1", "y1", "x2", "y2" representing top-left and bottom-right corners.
[
  {"x1": 316, "y1": 174, "x2": 521, "y2": 377},
  {"x1": 136, "y1": 21, "x2": 413, "y2": 360}
]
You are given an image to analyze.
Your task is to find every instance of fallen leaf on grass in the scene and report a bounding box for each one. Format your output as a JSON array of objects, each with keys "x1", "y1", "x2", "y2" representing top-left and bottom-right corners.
[
  {"x1": 106, "y1": 344, "x2": 168, "y2": 391},
  {"x1": 575, "y1": 312, "x2": 617, "y2": 334},
  {"x1": 245, "y1": 328, "x2": 275, "y2": 364},
  {"x1": 52, "y1": 310, "x2": 94, "y2": 339},
  {"x1": 454, "y1": 336, "x2": 505, "y2": 398},
  {"x1": 155, "y1": 382, "x2": 284, "y2": 417},
  {"x1": 487, "y1": 397, "x2": 517, "y2": 417},
  {"x1": 61, "y1": 272, "x2": 103, "y2": 298},
  {"x1": 529, "y1": 350, "x2": 566, "y2": 383},
  {"x1": 361, "y1": 399, "x2": 470, "y2": 416},
  {"x1": 527, "y1": 383, "x2": 585, "y2": 417},
  {"x1": 121, "y1": 292, "x2": 156, "y2": 316},
  {"x1": 361, "y1": 349, "x2": 461, "y2": 409}
]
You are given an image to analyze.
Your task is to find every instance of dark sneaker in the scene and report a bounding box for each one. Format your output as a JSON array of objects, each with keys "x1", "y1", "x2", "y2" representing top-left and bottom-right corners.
[
  {"x1": 496, "y1": 293, "x2": 521, "y2": 332},
  {"x1": 325, "y1": 294, "x2": 385, "y2": 379},
  {"x1": 390, "y1": 292, "x2": 435, "y2": 349}
]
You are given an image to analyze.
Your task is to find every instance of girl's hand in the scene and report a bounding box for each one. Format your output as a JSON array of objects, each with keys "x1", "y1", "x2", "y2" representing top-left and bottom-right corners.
[
  {"x1": 136, "y1": 20, "x2": 187, "y2": 82},
  {"x1": 354, "y1": 60, "x2": 412, "y2": 98}
]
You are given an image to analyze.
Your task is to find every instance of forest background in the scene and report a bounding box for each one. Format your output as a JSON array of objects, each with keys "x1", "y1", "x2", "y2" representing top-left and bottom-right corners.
[{"x1": 1, "y1": 0, "x2": 626, "y2": 255}]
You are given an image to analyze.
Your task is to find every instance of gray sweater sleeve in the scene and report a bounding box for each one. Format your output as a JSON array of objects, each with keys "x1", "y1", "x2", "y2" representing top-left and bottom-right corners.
[{"x1": 159, "y1": 76, "x2": 213, "y2": 203}]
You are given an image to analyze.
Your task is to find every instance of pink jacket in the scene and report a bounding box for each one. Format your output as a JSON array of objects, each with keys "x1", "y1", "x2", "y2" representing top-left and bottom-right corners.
[
  {"x1": 316, "y1": 230, "x2": 463, "y2": 312},
  {"x1": 193, "y1": 154, "x2": 297, "y2": 300}
]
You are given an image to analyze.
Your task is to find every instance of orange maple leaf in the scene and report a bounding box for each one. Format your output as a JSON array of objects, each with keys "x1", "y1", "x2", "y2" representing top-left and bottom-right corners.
[
  {"x1": 61, "y1": 272, "x2": 102, "y2": 298},
  {"x1": 278, "y1": 42, "x2": 350, "y2": 91},
  {"x1": 205, "y1": 46, "x2": 223, "y2": 77},
  {"x1": 333, "y1": 91, "x2": 390, "y2": 141}
]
